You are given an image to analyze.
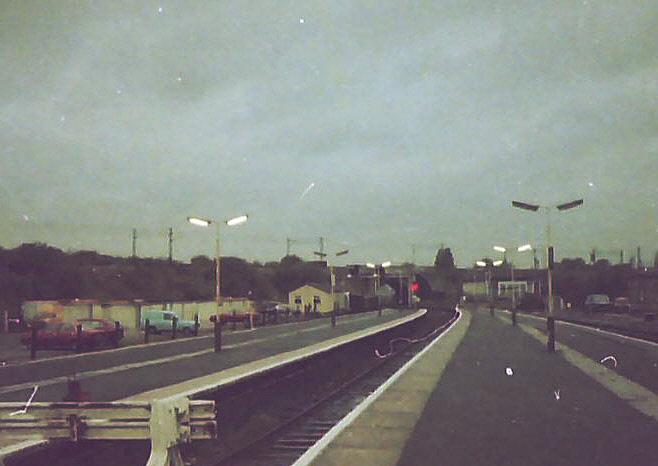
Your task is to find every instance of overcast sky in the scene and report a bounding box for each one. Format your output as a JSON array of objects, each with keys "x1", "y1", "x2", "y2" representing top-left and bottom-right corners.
[{"x1": 2, "y1": 1, "x2": 657, "y2": 267}]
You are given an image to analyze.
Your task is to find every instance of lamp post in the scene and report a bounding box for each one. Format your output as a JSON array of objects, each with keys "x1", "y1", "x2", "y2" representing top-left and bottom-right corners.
[
  {"x1": 314, "y1": 243, "x2": 349, "y2": 314},
  {"x1": 326, "y1": 249, "x2": 349, "y2": 314},
  {"x1": 476, "y1": 259, "x2": 503, "y2": 315},
  {"x1": 492, "y1": 244, "x2": 533, "y2": 325},
  {"x1": 187, "y1": 214, "x2": 248, "y2": 318},
  {"x1": 367, "y1": 261, "x2": 391, "y2": 315},
  {"x1": 512, "y1": 199, "x2": 583, "y2": 352}
]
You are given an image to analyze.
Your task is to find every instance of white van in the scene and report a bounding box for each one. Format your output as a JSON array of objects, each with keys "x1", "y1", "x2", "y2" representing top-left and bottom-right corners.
[{"x1": 140, "y1": 310, "x2": 196, "y2": 334}]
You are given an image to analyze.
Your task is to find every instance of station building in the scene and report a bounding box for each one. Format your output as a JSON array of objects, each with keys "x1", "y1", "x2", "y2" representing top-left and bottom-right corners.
[{"x1": 288, "y1": 283, "x2": 349, "y2": 314}]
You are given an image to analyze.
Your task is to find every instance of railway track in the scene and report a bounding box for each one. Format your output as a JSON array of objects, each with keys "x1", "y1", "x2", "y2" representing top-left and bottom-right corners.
[{"x1": 211, "y1": 307, "x2": 459, "y2": 466}]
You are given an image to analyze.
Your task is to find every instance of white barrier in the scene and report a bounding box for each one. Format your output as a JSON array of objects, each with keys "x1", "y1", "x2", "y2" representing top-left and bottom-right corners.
[{"x1": 0, "y1": 398, "x2": 216, "y2": 466}]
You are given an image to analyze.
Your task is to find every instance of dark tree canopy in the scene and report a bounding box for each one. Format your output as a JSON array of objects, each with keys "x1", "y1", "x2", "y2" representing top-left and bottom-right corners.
[
  {"x1": 434, "y1": 247, "x2": 455, "y2": 270},
  {"x1": 0, "y1": 243, "x2": 331, "y2": 317}
]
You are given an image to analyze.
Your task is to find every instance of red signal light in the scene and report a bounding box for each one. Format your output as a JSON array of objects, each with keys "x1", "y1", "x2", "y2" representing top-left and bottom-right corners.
[{"x1": 411, "y1": 282, "x2": 420, "y2": 293}]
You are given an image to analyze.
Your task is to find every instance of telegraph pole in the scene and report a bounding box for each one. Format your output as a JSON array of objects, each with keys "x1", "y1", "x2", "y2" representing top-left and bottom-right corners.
[
  {"x1": 132, "y1": 229, "x2": 137, "y2": 258},
  {"x1": 286, "y1": 238, "x2": 291, "y2": 256},
  {"x1": 168, "y1": 228, "x2": 174, "y2": 262},
  {"x1": 319, "y1": 237, "x2": 325, "y2": 258}
]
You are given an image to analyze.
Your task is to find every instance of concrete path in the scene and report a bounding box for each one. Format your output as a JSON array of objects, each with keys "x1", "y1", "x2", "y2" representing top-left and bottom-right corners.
[
  {"x1": 396, "y1": 307, "x2": 658, "y2": 466},
  {"x1": 301, "y1": 306, "x2": 658, "y2": 466}
]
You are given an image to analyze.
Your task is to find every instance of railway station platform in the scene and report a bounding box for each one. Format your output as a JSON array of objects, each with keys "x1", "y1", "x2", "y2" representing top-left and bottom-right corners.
[
  {"x1": 0, "y1": 308, "x2": 425, "y2": 462},
  {"x1": 0, "y1": 309, "x2": 416, "y2": 404},
  {"x1": 299, "y1": 306, "x2": 658, "y2": 466}
]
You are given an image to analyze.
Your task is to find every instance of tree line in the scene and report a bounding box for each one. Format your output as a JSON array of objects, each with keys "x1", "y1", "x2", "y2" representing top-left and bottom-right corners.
[
  {"x1": 0, "y1": 243, "x2": 329, "y2": 317},
  {"x1": 476, "y1": 255, "x2": 641, "y2": 305}
]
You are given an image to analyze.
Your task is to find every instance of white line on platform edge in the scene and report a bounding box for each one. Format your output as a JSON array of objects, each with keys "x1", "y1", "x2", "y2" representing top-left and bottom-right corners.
[
  {"x1": 292, "y1": 308, "x2": 463, "y2": 466},
  {"x1": 124, "y1": 309, "x2": 427, "y2": 401},
  {"x1": 509, "y1": 310, "x2": 658, "y2": 348}
]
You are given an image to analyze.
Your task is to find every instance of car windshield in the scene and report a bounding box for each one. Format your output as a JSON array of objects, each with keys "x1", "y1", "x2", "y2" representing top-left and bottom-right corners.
[
  {"x1": 80, "y1": 321, "x2": 104, "y2": 330},
  {"x1": 59, "y1": 323, "x2": 74, "y2": 333},
  {"x1": 42, "y1": 321, "x2": 64, "y2": 332},
  {"x1": 589, "y1": 295, "x2": 610, "y2": 304}
]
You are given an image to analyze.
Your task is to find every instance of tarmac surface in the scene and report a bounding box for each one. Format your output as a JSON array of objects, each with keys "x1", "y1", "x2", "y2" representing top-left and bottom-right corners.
[
  {"x1": 0, "y1": 309, "x2": 412, "y2": 403},
  {"x1": 396, "y1": 307, "x2": 658, "y2": 466}
]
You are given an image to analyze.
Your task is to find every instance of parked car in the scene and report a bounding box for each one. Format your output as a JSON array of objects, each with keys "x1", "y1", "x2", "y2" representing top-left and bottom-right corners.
[
  {"x1": 141, "y1": 310, "x2": 196, "y2": 334},
  {"x1": 21, "y1": 318, "x2": 124, "y2": 350},
  {"x1": 218, "y1": 312, "x2": 256, "y2": 325},
  {"x1": 584, "y1": 294, "x2": 611, "y2": 312},
  {"x1": 28, "y1": 311, "x2": 59, "y2": 330},
  {"x1": 613, "y1": 297, "x2": 632, "y2": 313},
  {"x1": 274, "y1": 303, "x2": 291, "y2": 313},
  {"x1": 7, "y1": 316, "x2": 24, "y2": 332}
]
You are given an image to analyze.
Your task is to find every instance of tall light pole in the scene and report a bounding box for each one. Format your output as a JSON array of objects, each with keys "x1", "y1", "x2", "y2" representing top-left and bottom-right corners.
[
  {"x1": 492, "y1": 244, "x2": 532, "y2": 324},
  {"x1": 187, "y1": 214, "x2": 248, "y2": 316},
  {"x1": 512, "y1": 198, "x2": 583, "y2": 352},
  {"x1": 367, "y1": 261, "x2": 391, "y2": 314},
  {"x1": 327, "y1": 249, "x2": 350, "y2": 312},
  {"x1": 476, "y1": 259, "x2": 503, "y2": 316}
]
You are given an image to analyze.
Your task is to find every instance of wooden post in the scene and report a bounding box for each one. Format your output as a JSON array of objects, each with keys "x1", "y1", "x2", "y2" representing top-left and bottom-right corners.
[
  {"x1": 171, "y1": 316, "x2": 178, "y2": 340},
  {"x1": 114, "y1": 321, "x2": 121, "y2": 347},
  {"x1": 75, "y1": 324, "x2": 83, "y2": 353},
  {"x1": 144, "y1": 319, "x2": 150, "y2": 344},
  {"x1": 194, "y1": 314, "x2": 199, "y2": 336},
  {"x1": 30, "y1": 325, "x2": 37, "y2": 360},
  {"x1": 547, "y1": 316, "x2": 556, "y2": 352},
  {"x1": 213, "y1": 320, "x2": 222, "y2": 352}
]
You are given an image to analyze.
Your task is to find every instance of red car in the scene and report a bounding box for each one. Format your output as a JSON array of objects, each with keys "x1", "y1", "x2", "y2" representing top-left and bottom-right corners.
[
  {"x1": 21, "y1": 318, "x2": 124, "y2": 350},
  {"x1": 218, "y1": 313, "x2": 255, "y2": 325}
]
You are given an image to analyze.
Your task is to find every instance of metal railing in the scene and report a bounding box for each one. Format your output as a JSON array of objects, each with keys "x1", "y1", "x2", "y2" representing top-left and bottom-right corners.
[{"x1": 0, "y1": 398, "x2": 216, "y2": 466}]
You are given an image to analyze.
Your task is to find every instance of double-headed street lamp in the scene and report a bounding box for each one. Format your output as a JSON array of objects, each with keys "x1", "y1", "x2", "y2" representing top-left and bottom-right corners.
[
  {"x1": 476, "y1": 259, "x2": 503, "y2": 316},
  {"x1": 366, "y1": 261, "x2": 391, "y2": 293},
  {"x1": 325, "y1": 249, "x2": 350, "y2": 313},
  {"x1": 512, "y1": 198, "x2": 583, "y2": 352},
  {"x1": 367, "y1": 261, "x2": 391, "y2": 314},
  {"x1": 492, "y1": 244, "x2": 533, "y2": 324},
  {"x1": 187, "y1": 214, "x2": 248, "y2": 316}
]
